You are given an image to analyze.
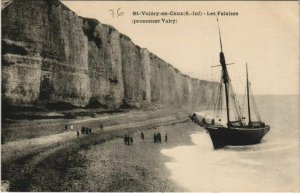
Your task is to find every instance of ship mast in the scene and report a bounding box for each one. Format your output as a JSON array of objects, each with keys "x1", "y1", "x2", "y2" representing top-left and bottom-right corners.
[
  {"x1": 246, "y1": 63, "x2": 252, "y2": 126},
  {"x1": 217, "y1": 18, "x2": 231, "y2": 124}
]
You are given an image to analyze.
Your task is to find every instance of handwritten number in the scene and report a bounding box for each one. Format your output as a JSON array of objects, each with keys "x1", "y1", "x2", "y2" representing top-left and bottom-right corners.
[
  {"x1": 117, "y1": 8, "x2": 124, "y2": 17},
  {"x1": 109, "y1": 8, "x2": 124, "y2": 18}
]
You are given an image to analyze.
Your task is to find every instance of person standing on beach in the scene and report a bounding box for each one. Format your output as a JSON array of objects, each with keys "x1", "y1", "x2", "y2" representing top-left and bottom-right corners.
[
  {"x1": 141, "y1": 132, "x2": 144, "y2": 140},
  {"x1": 165, "y1": 134, "x2": 168, "y2": 142},
  {"x1": 156, "y1": 133, "x2": 160, "y2": 143},
  {"x1": 127, "y1": 135, "x2": 130, "y2": 145},
  {"x1": 158, "y1": 133, "x2": 161, "y2": 143},
  {"x1": 130, "y1": 137, "x2": 133, "y2": 144},
  {"x1": 124, "y1": 135, "x2": 129, "y2": 145},
  {"x1": 77, "y1": 130, "x2": 80, "y2": 138},
  {"x1": 70, "y1": 124, "x2": 74, "y2": 131},
  {"x1": 65, "y1": 125, "x2": 68, "y2": 132}
]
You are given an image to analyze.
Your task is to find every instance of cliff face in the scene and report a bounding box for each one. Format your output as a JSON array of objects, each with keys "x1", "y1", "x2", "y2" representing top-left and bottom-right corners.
[
  {"x1": 1, "y1": 0, "x2": 218, "y2": 109},
  {"x1": 2, "y1": 0, "x2": 90, "y2": 107},
  {"x1": 83, "y1": 18, "x2": 124, "y2": 108}
]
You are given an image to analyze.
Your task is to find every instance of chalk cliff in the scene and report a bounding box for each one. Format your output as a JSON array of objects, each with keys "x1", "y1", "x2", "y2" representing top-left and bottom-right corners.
[{"x1": 1, "y1": 0, "x2": 218, "y2": 109}]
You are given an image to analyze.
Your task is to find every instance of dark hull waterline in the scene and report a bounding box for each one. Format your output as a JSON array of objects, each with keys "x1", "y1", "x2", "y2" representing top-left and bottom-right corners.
[{"x1": 205, "y1": 125, "x2": 270, "y2": 149}]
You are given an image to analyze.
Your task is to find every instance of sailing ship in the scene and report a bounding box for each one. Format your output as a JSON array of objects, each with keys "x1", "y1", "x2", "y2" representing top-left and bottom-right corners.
[{"x1": 190, "y1": 20, "x2": 270, "y2": 149}]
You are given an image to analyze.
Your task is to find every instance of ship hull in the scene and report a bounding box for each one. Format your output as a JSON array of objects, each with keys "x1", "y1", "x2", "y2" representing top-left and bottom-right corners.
[{"x1": 204, "y1": 125, "x2": 270, "y2": 149}]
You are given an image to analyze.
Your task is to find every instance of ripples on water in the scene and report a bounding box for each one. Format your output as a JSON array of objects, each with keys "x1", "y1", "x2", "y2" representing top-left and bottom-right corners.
[{"x1": 161, "y1": 95, "x2": 300, "y2": 191}]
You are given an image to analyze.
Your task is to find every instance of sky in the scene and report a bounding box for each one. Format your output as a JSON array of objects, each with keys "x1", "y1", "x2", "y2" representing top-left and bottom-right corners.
[{"x1": 62, "y1": 1, "x2": 299, "y2": 95}]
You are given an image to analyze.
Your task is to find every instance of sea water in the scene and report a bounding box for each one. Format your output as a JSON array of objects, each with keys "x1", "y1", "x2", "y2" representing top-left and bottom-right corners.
[{"x1": 161, "y1": 95, "x2": 299, "y2": 191}]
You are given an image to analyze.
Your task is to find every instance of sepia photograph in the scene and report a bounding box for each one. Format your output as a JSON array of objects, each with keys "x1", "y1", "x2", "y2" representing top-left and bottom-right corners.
[{"x1": 1, "y1": 0, "x2": 299, "y2": 192}]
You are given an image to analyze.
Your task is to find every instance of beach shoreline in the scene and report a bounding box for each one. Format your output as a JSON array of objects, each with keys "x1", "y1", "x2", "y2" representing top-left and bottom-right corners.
[{"x1": 1, "y1": 108, "x2": 201, "y2": 191}]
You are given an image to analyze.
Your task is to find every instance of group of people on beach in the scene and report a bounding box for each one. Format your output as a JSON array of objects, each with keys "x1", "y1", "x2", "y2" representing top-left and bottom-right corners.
[
  {"x1": 154, "y1": 133, "x2": 161, "y2": 143},
  {"x1": 124, "y1": 135, "x2": 133, "y2": 145},
  {"x1": 152, "y1": 132, "x2": 168, "y2": 143},
  {"x1": 154, "y1": 133, "x2": 167, "y2": 143},
  {"x1": 123, "y1": 131, "x2": 167, "y2": 145},
  {"x1": 65, "y1": 124, "x2": 100, "y2": 139},
  {"x1": 66, "y1": 124, "x2": 168, "y2": 144},
  {"x1": 81, "y1": 126, "x2": 93, "y2": 135}
]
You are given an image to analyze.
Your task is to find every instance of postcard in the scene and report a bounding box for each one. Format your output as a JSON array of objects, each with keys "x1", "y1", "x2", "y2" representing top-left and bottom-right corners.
[{"x1": 1, "y1": 0, "x2": 299, "y2": 192}]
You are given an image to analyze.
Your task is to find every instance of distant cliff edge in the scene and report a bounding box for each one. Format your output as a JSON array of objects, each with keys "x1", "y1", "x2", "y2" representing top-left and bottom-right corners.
[{"x1": 1, "y1": 0, "x2": 218, "y2": 110}]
